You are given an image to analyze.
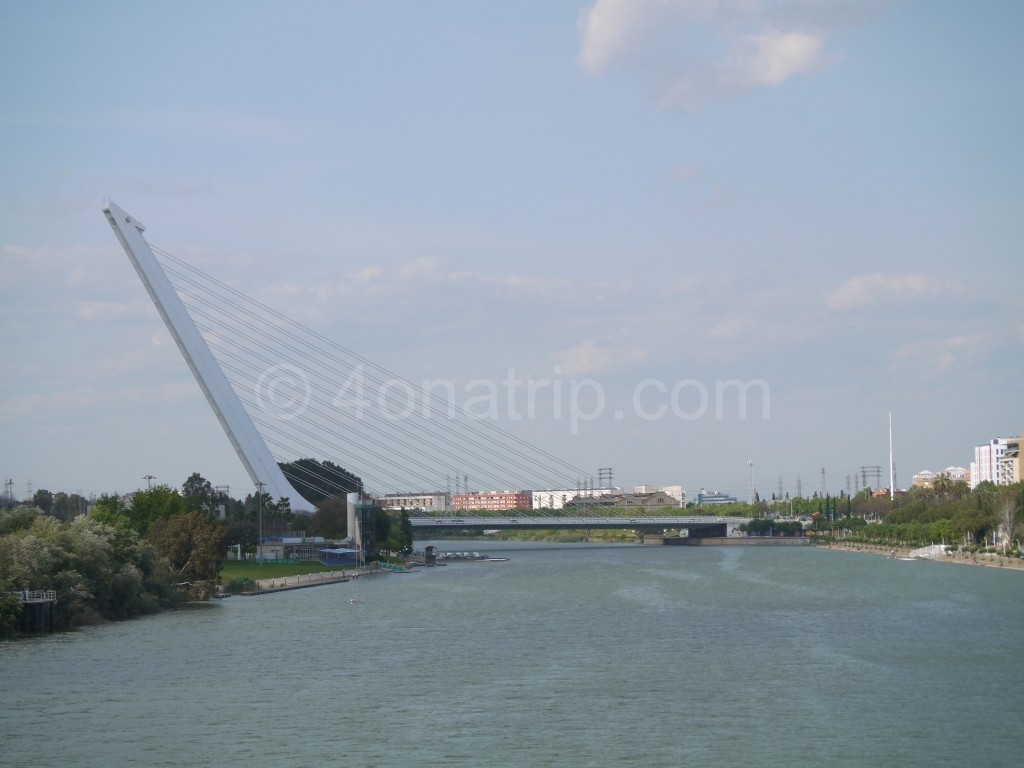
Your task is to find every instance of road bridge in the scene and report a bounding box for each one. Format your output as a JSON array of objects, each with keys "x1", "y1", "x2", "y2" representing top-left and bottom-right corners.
[{"x1": 409, "y1": 514, "x2": 748, "y2": 537}]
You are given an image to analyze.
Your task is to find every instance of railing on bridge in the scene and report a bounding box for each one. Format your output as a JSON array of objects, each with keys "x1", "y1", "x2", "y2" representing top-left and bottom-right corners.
[{"x1": 407, "y1": 513, "x2": 748, "y2": 532}]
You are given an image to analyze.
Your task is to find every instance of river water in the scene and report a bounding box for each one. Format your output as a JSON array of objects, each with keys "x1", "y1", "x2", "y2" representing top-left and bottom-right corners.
[{"x1": 2, "y1": 542, "x2": 1022, "y2": 767}]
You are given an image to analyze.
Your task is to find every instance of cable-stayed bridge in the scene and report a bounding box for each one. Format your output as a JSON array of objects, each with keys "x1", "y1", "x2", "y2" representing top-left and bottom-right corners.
[{"x1": 103, "y1": 202, "x2": 595, "y2": 514}]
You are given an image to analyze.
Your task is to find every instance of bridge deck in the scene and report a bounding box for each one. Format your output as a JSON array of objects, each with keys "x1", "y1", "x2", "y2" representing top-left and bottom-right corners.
[{"x1": 409, "y1": 515, "x2": 747, "y2": 532}]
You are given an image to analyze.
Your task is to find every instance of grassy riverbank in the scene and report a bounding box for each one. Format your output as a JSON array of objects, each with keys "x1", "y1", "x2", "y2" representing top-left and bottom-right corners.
[{"x1": 220, "y1": 560, "x2": 350, "y2": 581}]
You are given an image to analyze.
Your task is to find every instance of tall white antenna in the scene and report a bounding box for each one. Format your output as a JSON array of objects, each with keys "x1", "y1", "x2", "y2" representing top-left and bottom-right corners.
[{"x1": 888, "y1": 411, "x2": 894, "y2": 501}]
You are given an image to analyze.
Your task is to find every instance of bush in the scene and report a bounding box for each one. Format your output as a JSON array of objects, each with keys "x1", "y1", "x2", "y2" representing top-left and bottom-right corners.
[{"x1": 222, "y1": 576, "x2": 256, "y2": 594}]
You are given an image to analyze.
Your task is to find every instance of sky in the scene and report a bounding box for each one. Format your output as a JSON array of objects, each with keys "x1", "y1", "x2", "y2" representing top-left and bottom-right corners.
[{"x1": 1, "y1": 0, "x2": 1022, "y2": 503}]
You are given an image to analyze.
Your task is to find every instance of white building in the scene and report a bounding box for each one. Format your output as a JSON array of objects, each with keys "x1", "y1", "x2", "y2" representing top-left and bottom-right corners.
[
  {"x1": 660, "y1": 485, "x2": 686, "y2": 506},
  {"x1": 533, "y1": 483, "x2": 685, "y2": 510},
  {"x1": 998, "y1": 437, "x2": 1020, "y2": 486},
  {"x1": 531, "y1": 487, "x2": 615, "y2": 510},
  {"x1": 381, "y1": 492, "x2": 448, "y2": 512},
  {"x1": 912, "y1": 470, "x2": 937, "y2": 488},
  {"x1": 970, "y1": 438, "x2": 1013, "y2": 488}
]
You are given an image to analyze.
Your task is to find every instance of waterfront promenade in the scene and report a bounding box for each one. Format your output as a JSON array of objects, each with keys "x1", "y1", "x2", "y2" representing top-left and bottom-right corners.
[
  {"x1": 244, "y1": 566, "x2": 381, "y2": 595},
  {"x1": 825, "y1": 542, "x2": 1024, "y2": 571}
]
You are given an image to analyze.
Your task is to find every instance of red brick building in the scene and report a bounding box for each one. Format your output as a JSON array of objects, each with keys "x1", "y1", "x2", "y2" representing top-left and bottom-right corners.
[{"x1": 453, "y1": 491, "x2": 532, "y2": 512}]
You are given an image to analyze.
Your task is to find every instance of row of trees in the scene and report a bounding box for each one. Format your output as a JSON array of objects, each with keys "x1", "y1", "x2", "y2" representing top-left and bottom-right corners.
[
  {"x1": 739, "y1": 519, "x2": 805, "y2": 536},
  {"x1": 2, "y1": 461, "x2": 411, "y2": 634},
  {"x1": 0, "y1": 506, "x2": 196, "y2": 635},
  {"x1": 814, "y1": 481, "x2": 1023, "y2": 549}
]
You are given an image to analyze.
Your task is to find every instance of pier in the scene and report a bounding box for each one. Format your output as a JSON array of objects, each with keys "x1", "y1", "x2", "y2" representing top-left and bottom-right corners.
[{"x1": 12, "y1": 590, "x2": 57, "y2": 633}]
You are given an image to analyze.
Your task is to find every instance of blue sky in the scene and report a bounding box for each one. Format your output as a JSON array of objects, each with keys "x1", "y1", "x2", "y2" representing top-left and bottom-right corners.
[{"x1": 2, "y1": 0, "x2": 1021, "y2": 502}]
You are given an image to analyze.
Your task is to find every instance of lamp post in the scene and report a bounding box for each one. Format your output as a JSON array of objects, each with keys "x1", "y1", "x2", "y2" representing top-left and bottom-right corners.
[
  {"x1": 747, "y1": 460, "x2": 754, "y2": 509},
  {"x1": 256, "y1": 481, "x2": 265, "y2": 564}
]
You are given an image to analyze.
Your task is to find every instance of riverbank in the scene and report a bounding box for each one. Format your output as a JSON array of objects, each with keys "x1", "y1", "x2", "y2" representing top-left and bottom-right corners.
[{"x1": 824, "y1": 542, "x2": 1024, "y2": 571}]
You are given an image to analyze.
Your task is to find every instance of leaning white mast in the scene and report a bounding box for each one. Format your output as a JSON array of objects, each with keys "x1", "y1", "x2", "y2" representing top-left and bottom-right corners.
[
  {"x1": 103, "y1": 201, "x2": 314, "y2": 512},
  {"x1": 889, "y1": 411, "x2": 894, "y2": 501}
]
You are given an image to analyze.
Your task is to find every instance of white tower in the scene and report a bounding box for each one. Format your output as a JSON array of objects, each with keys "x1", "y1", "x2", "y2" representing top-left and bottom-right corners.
[{"x1": 103, "y1": 201, "x2": 314, "y2": 512}]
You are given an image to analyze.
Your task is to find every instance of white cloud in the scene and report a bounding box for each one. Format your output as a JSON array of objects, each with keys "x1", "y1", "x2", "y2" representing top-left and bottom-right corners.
[
  {"x1": 577, "y1": 0, "x2": 852, "y2": 109},
  {"x1": 577, "y1": 0, "x2": 659, "y2": 75},
  {"x1": 826, "y1": 273, "x2": 968, "y2": 311},
  {"x1": 352, "y1": 265, "x2": 383, "y2": 283},
  {"x1": 669, "y1": 162, "x2": 698, "y2": 182},
  {"x1": 725, "y1": 30, "x2": 824, "y2": 87},
  {"x1": 889, "y1": 332, "x2": 990, "y2": 376},
  {"x1": 557, "y1": 336, "x2": 649, "y2": 377}
]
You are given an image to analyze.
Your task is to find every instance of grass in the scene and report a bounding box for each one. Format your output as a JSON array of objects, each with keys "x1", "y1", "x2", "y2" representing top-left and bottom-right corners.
[{"x1": 220, "y1": 560, "x2": 352, "y2": 581}]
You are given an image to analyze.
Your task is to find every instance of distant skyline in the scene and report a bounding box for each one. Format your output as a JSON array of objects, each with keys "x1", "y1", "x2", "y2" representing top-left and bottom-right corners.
[{"x1": 2, "y1": 1, "x2": 1022, "y2": 502}]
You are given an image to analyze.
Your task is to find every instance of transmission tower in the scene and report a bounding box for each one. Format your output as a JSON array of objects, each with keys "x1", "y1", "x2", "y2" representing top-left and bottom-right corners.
[
  {"x1": 597, "y1": 467, "x2": 614, "y2": 489},
  {"x1": 859, "y1": 465, "x2": 882, "y2": 491}
]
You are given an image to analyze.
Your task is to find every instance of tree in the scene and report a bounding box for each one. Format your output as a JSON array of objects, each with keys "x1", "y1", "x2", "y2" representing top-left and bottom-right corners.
[
  {"x1": 146, "y1": 511, "x2": 226, "y2": 600},
  {"x1": 0, "y1": 509, "x2": 177, "y2": 632},
  {"x1": 181, "y1": 472, "x2": 215, "y2": 514},
  {"x1": 224, "y1": 520, "x2": 258, "y2": 549},
  {"x1": 90, "y1": 493, "x2": 130, "y2": 528},
  {"x1": 52, "y1": 492, "x2": 70, "y2": 520},
  {"x1": 123, "y1": 485, "x2": 188, "y2": 535},
  {"x1": 278, "y1": 458, "x2": 362, "y2": 505},
  {"x1": 308, "y1": 495, "x2": 349, "y2": 538},
  {"x1": 0, "y1": 506, "x2": 39, "y2": 535},
  {"x1": 997, "y1": 497, "x2": 1020, "y2": 550},
  {"x1": 67, "y1": 493, "x2": 89, "y2": 520},
  {"x1": 33, "y1": 489, "x2": 54, "y2": 515}
]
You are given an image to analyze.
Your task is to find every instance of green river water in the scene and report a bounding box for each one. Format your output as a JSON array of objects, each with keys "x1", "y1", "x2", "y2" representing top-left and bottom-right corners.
[{"x1": 2, "y1": 542, "x2": 1022, "y2": 767}]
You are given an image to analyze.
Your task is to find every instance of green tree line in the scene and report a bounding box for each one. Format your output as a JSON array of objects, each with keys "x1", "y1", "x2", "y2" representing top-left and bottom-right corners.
[
  {"x1": 812, "y1": 481, "x2": 1023, "y2": 549},
  {"x1": 1, "y1": 461, "x2": 410, "y2": 634}
]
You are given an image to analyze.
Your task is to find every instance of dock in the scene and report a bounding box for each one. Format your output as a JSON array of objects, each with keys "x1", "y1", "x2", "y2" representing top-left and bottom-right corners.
[{"x1": 12, "y1": 590, "x2": 57, "y2": 633}]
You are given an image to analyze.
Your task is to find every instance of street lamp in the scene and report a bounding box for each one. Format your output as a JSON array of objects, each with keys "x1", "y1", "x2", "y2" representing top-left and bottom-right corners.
[{"x1": 256, "y1": 481, "x2": 265, "y2": 564}]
